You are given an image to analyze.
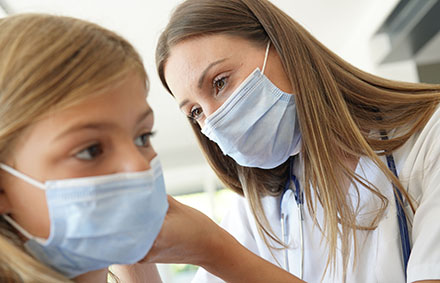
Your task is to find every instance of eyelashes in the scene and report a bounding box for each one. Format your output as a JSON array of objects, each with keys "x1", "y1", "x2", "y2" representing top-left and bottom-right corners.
[
  {"x1": 189, "y1": 106, "x2": 204, "y2": 120},
  {"x1": 75, "y1": 143, "x2": 103, "y2": 160},
  {"x1": 187, "y1": 74, "x2": 230, "y2": 121},
  {"x1": 212, "y1": 75, "x2": 228, "y2": 96},
  {"x1": 74, "y1": 131, "x2": 156, "y2": 161},
  {"x1": 134, "y1": 131, "x2": 156, "y2": 148},
  {"x1": 185, "y1": 70, "x2": 233, "y2": 121}
]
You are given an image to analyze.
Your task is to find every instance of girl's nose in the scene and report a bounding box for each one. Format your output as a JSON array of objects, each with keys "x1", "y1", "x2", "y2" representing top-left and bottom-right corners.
[{"x1": 116, "y1": 141, "x2": 155, "y2": 173}]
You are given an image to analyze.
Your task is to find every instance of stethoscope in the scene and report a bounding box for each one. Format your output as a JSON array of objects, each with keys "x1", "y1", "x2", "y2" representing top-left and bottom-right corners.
[
  {"x1": 280, "y1": 156, "x2": 304, "y2": 277},
  {"x1": 280, "y1": 150, "x2": 411, "y2": 279}
]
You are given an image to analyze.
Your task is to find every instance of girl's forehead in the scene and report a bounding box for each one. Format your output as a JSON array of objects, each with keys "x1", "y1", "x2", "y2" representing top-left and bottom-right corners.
[{"x1": 23, "y1": 75, "x2": 150, "y2": 140}]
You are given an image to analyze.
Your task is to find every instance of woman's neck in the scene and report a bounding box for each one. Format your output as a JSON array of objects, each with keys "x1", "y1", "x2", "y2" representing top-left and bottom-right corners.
[
  {"x1": 74, "y1": 269, "x2": 108, "y2": 283},
  {"x1": 341, "y1": 156, "x2": 360, "y2": 194},
  {"x1": 347, "y1": 156, "x2": 360, "y2": 172}
]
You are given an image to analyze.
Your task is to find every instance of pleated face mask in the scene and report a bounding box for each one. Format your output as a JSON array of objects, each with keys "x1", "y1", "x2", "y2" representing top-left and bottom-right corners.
[
  {"x1": 201, "y1": 41, "x2": 301, "y2": 169},
  {"x1": 1, "y1": 156, "x2": 168, "y2": 278}
]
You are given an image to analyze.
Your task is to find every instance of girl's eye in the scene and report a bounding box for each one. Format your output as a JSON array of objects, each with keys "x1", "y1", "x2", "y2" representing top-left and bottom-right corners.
[
  {"x1": 75, "y1": 144, "x2": 103, "y2": 160},
  {"x1": 134, "y1": 132, "x2": 155, "y2": 147},
  {"x1": 213, "y1": 76, "x2": 228, "y2": 96},
  {"x1": 189, "y1": 106, "x2": 203, "y2": 120}
]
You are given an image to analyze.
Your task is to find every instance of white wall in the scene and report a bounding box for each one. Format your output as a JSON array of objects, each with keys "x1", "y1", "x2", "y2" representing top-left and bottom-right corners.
[
  {"x1": 0, "y1": 4, "x2": 7, "y2": 17},
  {"x1": 275, "y1": 0, "x2": 418, "y2": 83}
]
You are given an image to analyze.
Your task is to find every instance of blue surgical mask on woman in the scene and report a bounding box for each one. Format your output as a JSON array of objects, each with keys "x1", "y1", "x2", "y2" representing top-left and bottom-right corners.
[
  {"x1": 201, "y1": 41, "x2": 301, "y2": 169},
  {"x1": 0, "y1": 156, "x2": 168, "y2": 278}
]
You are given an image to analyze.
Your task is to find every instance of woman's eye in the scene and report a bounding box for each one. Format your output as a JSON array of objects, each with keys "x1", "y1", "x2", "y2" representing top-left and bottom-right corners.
[
  {"x1": 75, "y1": 144, "x2": 103, "y2": 160},
  {"x1": 213, "y1": 76, "x2": 228, "y2": 95},
  {"x1": 134, "y1": 132, "x2": 155, "y2": 147},
  {"x1": 189, "y1": 106, "x2": 203, "y2": 120}
]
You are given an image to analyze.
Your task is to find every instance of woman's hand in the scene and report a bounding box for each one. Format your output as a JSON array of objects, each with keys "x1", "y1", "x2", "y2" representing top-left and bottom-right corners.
[
  {"x1": 142, "y1": 195, "x2": 223, "y2": 266},
  {"x1": 139, "y1": 195, "x2": 303, "y2": 283},
  {"x1": 117, "y1": 195, "x2": 303, "y2": 283},
  {"x1": 110, "y1": 195, "x2": 218, "y2": 283},
  {"x1": 110, "y1": 263, "x2": 162, "y2": 283}
]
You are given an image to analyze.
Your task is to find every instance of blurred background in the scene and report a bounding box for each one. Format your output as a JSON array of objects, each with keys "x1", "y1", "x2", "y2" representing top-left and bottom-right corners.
[{"x1": 1, "y1": 0, "x2": 439, "y2": 281}]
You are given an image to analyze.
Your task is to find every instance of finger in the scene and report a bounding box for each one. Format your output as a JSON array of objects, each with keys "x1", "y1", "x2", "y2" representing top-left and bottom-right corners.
[{"x1": 167, "y1": 194, "x2": 179, "y2": 204}]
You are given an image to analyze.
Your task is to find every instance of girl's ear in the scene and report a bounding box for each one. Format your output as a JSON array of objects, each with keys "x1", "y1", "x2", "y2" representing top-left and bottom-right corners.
[{"x1": 0, "y1": 188, "x2": 12, "y2": 214}]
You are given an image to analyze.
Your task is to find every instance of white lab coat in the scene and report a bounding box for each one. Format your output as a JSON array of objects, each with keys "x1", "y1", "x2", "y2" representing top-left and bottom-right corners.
[{"x1": 192, "y1": 106, "x2": 440, "y2": 283}]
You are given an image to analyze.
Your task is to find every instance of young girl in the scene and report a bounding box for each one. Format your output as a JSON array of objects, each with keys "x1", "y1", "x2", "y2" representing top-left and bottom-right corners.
[
  {"x1": 0, "y1": 14, "x2": 166, "y2": 282},
  {"x1": 148, "y1": 0, "x2": 440, "y2": 282}
]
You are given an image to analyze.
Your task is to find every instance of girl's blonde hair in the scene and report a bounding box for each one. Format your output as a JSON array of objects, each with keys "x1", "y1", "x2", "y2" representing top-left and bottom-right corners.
[
  {"x1": 156, "y1": 0, "x2": 440, "y2": 277},
  {"x1": 0, "y1": 13, "x2": 147, "y2": 282}
]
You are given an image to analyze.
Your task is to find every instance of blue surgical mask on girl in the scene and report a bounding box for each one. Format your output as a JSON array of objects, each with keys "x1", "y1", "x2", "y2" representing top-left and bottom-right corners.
[
  {"x1": 201, "y1": 41, "x2": 301, "y2": 169},
  {"x1": 0, "y1": 156, "x2": 168, "y2": 278}
]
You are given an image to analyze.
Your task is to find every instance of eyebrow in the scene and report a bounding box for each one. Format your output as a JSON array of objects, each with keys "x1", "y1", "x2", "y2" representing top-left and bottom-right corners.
[
  {"x1": 136, "y1": 107, "x2": 154, "y2": 124},
  {"x1": 179, "y1": 58, "x2": 228, "y2": 110},
  {"x1": 179, "y1": 99, "x2": 190, "y2": 109},
  {"x1": 197, "y1": 58, "x2": 228, "y2": 89},
  {"x1": 54, "y1": 108, "x2": 154, "y2": 141}
]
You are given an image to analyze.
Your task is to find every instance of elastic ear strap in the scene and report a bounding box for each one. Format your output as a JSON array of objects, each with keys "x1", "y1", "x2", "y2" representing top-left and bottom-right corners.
[
  {"x1": 261, "y1": 40, "x2": 271, "y2": 74},
  {"x1": 2, "y1": 214, "x2": 46, "y2": 244},
  {"x1": 0, "y1": 164, "x2": 45, "y2": 190}
]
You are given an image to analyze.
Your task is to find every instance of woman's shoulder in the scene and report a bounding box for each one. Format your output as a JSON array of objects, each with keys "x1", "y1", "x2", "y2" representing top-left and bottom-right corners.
[
  {"x1": 401, "y1": 104, "x2": 440, "y2": 282},
  {"x1": 408, "y1": 104, "x2": 440, "y2": 159},
  {"x1": 420, "y1": 103, "x2": 440, "y2": 136},
  {"x1": 398, "y1": 104, "x2": 440, "y2": 157},
  {"x1": 399, "y1": 103, "x2": 440, "y2": 197}
]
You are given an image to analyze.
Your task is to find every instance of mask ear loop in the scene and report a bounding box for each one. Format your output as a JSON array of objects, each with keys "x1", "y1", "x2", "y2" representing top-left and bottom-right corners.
[
  {"x1": 0, "y1": 164, "x2": 48, "y2": 244},
  {"x1": 0, "y1": 163, "x2": 46, "y2": 190},
  {"x1": 2, "y1": 215, "x2": 47, "y2": 244},
  {"x1": 261, "y1": 40, "x2": 271, "y2": 74}
]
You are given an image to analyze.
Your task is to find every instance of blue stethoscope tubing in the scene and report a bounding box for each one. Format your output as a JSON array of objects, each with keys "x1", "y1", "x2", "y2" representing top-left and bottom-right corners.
[
  {"x1": 381, "y1": 131, "x2": 412, "y2": 276},
  {"x1": 280, "y1": 157, "x2": 304, "y2": 277},
  {"x1": 280, "y1": 152, "x2": 411, "y2": 279},
  {"x1": 386, "y1": 154, "x2": 411, "y2": 275}
]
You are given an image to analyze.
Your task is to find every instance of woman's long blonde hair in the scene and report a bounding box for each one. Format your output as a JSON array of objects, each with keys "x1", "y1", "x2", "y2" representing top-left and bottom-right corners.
[
  {"x1": 156, "y1": 0, "x2": 440, "y2": 277},
  {"x1": 0, "y1": 14, "x2": 147, "y2": 282}
]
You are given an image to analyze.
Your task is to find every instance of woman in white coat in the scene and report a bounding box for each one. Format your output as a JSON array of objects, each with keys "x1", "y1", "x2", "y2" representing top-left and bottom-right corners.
[{"x1": 143, "y1": 0, "x2": 440, "y2": 282}]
